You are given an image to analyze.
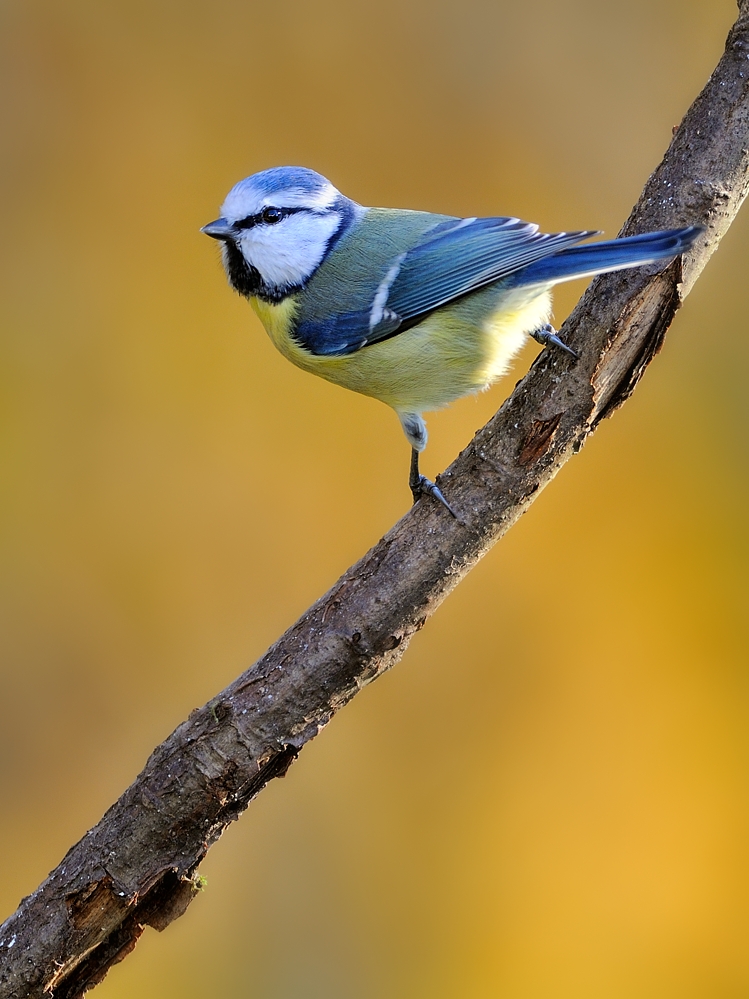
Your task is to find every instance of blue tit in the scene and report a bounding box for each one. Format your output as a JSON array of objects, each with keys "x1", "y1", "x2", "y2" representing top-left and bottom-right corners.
[{"x1": 202, "y1": 166, "x2": 700, "y2": 516}]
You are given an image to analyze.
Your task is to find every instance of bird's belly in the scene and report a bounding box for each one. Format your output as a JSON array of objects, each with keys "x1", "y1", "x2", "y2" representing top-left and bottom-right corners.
[{"x1": 251, "y1": 283, "x2": 552, "y2": 414}]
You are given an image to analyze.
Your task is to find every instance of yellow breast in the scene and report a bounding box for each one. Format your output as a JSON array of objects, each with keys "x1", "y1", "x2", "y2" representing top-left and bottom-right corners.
[{"x1": 250, "y1": 283, "x2": 552, "y2": 415}]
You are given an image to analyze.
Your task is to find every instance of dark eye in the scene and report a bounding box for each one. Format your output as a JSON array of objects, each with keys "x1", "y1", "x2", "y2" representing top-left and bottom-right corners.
[{"x1": 262, "y1": 207, "x2": 284, "y2": 224}]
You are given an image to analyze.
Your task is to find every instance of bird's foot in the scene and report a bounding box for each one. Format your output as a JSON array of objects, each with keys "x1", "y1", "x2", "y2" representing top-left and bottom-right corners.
[
  {"x1": 411, "y1": 474, "x2": 459, "y2": 518},
  {"x1": 531, "y1": 322, "x2": 578, "y2": 359},
  {"x1": 409, "y1": 450, "x2": 458, "y2": 519}
]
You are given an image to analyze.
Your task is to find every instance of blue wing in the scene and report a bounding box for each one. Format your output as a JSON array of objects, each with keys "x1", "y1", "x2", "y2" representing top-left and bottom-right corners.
[
  {"x1": 294, "y1": 216, "x2": 597, "y2": 356},
  {"x1": 383, "y1": 217, "x2": 595, "y2": 319}
]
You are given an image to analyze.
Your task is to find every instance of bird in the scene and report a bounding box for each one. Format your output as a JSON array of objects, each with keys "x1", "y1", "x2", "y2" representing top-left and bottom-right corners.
[{"x1": 202, "y1": 166, "x2": 700, "y2": 517}]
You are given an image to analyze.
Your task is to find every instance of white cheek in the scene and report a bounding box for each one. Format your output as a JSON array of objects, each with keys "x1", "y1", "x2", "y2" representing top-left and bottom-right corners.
[{"x1": 239, "y1": 213, "x2": 342, "y2": 288}]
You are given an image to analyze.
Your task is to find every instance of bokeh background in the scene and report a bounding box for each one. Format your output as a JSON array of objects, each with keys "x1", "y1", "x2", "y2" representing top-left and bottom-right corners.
[{"x1": 1, "y1": 1, "x2": 748, "y2": 996}]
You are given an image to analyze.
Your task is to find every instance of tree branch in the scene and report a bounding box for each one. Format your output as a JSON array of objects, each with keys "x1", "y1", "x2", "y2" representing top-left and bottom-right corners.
[{"x1": 2, "y1": 3, "x2": 749, "y2": 995}]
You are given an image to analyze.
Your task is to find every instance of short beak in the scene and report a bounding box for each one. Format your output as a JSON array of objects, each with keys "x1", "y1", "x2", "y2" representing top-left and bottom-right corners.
[{"x1": 201, "y1": 218, "x2": 235, "y2": 241}]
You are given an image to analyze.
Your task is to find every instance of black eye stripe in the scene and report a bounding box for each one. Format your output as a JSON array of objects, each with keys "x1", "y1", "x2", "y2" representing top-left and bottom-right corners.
[{"x1": 234, "y1": 206, "x2": 306, "y2": 230}]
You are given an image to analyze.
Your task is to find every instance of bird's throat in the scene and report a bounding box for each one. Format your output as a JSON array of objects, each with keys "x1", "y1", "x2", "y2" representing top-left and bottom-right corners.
[{"x1": 223, "y1": 241, "x2": 296, "y2": 304}]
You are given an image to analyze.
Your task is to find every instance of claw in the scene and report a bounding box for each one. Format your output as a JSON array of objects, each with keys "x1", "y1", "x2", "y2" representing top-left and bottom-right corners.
[
  {"x1": 531, "y1": 323, "x2": 578, "y2": 359},
  {"x1": 409, "y1": 449, "x2": 458, "y2": 519},
  {"x1": 412, "y1": 474, "x2": 459, "y2": 518}
]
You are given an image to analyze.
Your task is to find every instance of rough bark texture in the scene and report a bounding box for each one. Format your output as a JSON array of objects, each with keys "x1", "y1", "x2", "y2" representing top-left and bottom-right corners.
[{"x1": 2, "y1": 3, "x2": 749, "y2": 995}]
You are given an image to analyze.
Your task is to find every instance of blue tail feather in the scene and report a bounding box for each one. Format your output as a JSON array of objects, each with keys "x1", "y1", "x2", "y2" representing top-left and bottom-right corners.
[{"x1": 513, "y1": 226, "x2": 702, "y2": 287}]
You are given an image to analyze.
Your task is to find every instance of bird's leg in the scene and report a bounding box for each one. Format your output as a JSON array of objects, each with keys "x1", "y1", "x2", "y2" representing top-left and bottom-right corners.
[
  {"x1": 530, "y1": 322, "x2": 578, "y2": 359},
  {"x1": 409, "y1": 448, "x2": 458, "y2": 518}
]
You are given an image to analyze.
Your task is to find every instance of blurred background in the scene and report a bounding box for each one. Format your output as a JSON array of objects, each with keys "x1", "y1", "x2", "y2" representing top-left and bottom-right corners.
[{"x1": 1, "y1": 0, "x2": 748, "y2": 996}]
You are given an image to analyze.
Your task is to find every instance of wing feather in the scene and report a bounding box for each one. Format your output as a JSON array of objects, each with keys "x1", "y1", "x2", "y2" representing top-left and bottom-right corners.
[{"x1": 294, "y1": 215, "x2": 597, "y2": 356}]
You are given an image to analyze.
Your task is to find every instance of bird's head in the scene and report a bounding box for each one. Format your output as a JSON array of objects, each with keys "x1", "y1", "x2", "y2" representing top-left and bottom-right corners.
[{"x1": 202, "y1": 166, "x2": 361, "y2": 302}]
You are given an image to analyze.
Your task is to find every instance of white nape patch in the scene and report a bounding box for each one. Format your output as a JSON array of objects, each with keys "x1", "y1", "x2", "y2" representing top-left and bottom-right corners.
[
  {"x1": 221, "y1": 180, "x2": 339, "y2": 222},
  {"x1": 238, "y1": 210, "x2": 343, "y2": 288},
  {"x1": 370, "y1": 253, "x2": 406, "y2": 331}
]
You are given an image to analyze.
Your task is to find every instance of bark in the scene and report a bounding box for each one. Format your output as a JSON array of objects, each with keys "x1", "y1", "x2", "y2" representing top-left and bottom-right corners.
[{"x1": 2, "y1": 3, "x2": 749, "y2": 995}]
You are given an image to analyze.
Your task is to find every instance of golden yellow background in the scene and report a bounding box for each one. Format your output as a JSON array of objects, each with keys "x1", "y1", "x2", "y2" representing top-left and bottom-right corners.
[{"x1": 1, "y1": 1, "x2": 748, "y2": 996}]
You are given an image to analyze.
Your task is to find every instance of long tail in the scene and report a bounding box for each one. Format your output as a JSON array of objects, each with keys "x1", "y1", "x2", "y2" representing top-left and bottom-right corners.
[{"x1": 514, "y1": 226, "x2": 702, "y2": 287}]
